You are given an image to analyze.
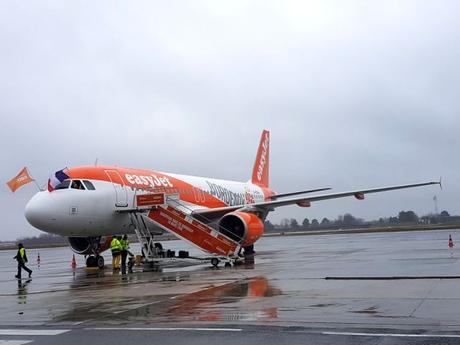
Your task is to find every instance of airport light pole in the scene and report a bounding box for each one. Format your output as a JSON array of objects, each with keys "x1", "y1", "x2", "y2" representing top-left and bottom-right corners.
[{"x1": 433, "y1": 195, "x2": 439, "y2": 215}]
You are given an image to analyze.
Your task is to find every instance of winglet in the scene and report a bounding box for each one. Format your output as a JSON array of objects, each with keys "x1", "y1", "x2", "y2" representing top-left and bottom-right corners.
[
  {"x1": 251, "y1": 130, "x2": 270, "y2": 188},
  {"x1": 439, "y1": 176, "x2": 443, "y2": 190}
]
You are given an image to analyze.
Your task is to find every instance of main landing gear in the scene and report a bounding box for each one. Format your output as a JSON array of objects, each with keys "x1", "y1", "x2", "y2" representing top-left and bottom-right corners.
[
  {"x1": 86, "y1": 255, "x2": 105, "y2": 269},
  {"x1": 243, "y1": 245, "x2": 255, "y2": 256}
]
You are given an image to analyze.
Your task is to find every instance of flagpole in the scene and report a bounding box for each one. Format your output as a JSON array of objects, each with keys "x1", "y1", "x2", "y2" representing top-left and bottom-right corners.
[
  {"x1": 32, "y1": 179, "x2": 43, "y2": 192},
  {"x1": 26, "y1": 168, "x2": 43, "y2": 192}
]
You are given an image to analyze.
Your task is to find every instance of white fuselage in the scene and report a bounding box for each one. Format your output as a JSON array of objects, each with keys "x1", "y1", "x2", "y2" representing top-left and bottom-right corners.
[{"x1": 25, "y1": 172, "x2": 267, "y2": 237}]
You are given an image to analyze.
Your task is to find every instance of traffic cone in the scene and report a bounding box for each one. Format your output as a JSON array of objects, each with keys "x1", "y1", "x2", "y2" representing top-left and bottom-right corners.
[
  {"x1": 449, "y1": 235, "x2": 454, "y2": 248},
  {"x1": 71, "y1": 254, "x2": 77, "y2": 269},
  {"x1": 37, "y1": 252, "x2": 41, "y2": 269}
]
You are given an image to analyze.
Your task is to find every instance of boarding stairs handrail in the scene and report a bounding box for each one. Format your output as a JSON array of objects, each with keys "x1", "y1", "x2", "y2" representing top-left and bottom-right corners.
[
  {"x1": 128, "y1": 189, "x2": 246, "y2": 261},
  {"x1": 130, "y1": 212, "x2": 158, "y2": 260},
  {"x1": 164, "y1": 194, "x2": 246, "y2": 244}
]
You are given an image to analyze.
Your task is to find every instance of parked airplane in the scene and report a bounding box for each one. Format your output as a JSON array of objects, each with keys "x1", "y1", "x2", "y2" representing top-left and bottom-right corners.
[{"x1": 24, "y1": 130, "x2": 439, "y2": 268}]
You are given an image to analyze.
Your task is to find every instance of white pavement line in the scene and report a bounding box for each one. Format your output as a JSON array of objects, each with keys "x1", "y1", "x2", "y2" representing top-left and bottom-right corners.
[
  {"x1": 0, "y1": 341, "x2": 33, "y2": 345},
  {"x1": 0, "y1": 330, "x2": 69, "y2": 336},
  {"x1": 322, "y1": 331, "x2": 460, "y2": 338},
  {"x1": 90, "y1": 327, "x2": 243, "y2": 332}
]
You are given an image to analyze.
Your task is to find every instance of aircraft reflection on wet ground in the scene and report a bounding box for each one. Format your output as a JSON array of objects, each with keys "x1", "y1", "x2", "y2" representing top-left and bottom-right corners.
[
  {"x1": 146, "y1": 276, "x2": 280, "y2": 322},
  {"x1": 53, "y1": 259, "x2": 280, "y2": 323}
]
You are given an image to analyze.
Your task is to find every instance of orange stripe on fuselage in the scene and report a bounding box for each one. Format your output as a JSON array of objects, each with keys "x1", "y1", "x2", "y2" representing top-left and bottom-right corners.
[{"x1": 68, "y1": 165, "x2": 230, "y2": 208}]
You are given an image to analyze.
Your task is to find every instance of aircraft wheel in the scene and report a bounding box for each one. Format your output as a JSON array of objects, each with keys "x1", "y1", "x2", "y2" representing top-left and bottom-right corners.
[
  {"x1": 244, "y1": 245, "x2": 255, "y2": 256},
  {"x1": 86, "y1": 256, "x2": 97, "y2": 267},
  {"x1": 224, "y1": 262, "x2": 232, "y2": 268},
  {"x1": 211, "y1": 258, "x2": 219, "y2": 267},
  {"x1": 96, "y1": 255, "x2": 105, "y2": 269}
]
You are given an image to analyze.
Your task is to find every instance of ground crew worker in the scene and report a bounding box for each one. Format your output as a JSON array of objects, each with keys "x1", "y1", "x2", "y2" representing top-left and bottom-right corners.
[
  {"x1": 120, "y1": 234, "x2": 130, "y2": 274},
  {"x1": 110, "y1": 236, "x2": 122, "y2": 271},
  {"x1": 14, "y1": 243, "x2": 32, "y2": 279}
]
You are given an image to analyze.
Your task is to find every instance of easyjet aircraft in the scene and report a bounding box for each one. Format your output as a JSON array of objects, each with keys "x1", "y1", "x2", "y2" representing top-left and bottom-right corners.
[{"x1": 25, "y1": 130, "x2": 439, "y2": 268}]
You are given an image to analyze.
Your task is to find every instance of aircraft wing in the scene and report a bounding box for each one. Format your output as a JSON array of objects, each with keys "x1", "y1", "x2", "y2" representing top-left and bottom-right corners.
[
  {"x1": 192, "y1": 181, "x2": 440, "y2": 222},
  {"x1": 269, "y1": 187, "x2": 331, "y2": 200}
]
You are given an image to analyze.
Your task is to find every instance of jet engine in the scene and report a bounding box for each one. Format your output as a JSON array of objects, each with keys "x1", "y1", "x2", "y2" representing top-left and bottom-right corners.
[
  {"x1": 218, "y1": 211, "x2": 264, "y2": 246},
  {"x1": 68, "y1": 236, "x2": 96, "y2": 255},
  {"x1": 68, "y1": 236, "x2": 111, "y2": 255},
  {"x1": 68, "y1": 236, "x2": 111, "y2": 268}
]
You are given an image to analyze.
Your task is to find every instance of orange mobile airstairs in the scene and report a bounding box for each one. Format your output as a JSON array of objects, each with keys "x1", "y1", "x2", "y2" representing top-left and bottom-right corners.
[{"x1": 127, "y1": 192, "x2": 243, "y2": 267}]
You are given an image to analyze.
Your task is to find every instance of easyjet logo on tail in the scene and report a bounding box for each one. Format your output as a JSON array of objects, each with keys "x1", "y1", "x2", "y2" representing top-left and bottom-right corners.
[
  {"x1": 251, "y1": 130, "x2": 270, "y2": 188},
  {"x1": 257, "y1": 132, "x2": 269, "y2": 181}
]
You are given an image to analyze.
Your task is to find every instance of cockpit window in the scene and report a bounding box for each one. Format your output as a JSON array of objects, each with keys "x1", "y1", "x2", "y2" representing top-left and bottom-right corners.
[
  {"x1": 83, "y1": 180, "x2": 95, "y2": 190},
  {"x1": 55, "y1": 180, "x2": 70, "y2": 190},
  {"x1": 71, "y1": 180, "x2": 85, "y2": 190}
]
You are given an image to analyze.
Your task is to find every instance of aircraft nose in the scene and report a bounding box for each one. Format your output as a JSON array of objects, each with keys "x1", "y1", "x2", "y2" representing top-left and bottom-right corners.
[{"x1": 25, "y1": 192, "x2": 50, "y2": 230}]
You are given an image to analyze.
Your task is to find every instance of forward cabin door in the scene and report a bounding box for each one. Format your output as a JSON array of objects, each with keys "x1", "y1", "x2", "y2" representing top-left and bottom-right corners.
[{"x1": 105, "y1": 170, "x2": 128, "y2": 207}]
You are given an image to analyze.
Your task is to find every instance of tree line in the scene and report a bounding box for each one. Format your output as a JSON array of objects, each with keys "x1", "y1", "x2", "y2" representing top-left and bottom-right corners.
[{"x1": 265, "y1": 210, "x2": 453, "y2": 232}]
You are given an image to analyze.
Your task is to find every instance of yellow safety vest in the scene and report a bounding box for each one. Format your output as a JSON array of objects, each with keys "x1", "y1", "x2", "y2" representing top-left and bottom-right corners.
[
  {"x1": 120, "y1": 239, "x2": 129, "y2": 251},
  {"x1": 110, "y1": 238, "x2": 121, "y2": 252}
]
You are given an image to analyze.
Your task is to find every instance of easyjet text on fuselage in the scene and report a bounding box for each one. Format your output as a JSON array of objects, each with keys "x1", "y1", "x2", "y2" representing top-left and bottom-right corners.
[{"x1": 125, "y1": 173, "x2": 173, "y2": 189}]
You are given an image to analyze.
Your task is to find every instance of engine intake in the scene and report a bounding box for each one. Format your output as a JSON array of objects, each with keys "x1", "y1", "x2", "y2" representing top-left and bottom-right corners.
[
  {"x1": 68, "y1": 237, "x2": 93, "y2": 255},
  {"x1": 218, "y1": 211, "x2": 264, "y2": 246}
]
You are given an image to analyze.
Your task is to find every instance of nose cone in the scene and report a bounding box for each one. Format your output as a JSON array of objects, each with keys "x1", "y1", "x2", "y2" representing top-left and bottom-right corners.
[{"x1": 25, "y1": 192, "x2": 51, "y2": 231}]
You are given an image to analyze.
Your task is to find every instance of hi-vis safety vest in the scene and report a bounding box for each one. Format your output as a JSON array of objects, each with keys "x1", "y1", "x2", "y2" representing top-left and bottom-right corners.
[
  {"x1": 120, "y1": 239, "x2": 129, "y2": 251},
  {"x1": 110, "y1": 238, "x2": 121, "y2": 253},
  {"x1": 16, "y1": 247, "x2": 27, "y2": 263}
]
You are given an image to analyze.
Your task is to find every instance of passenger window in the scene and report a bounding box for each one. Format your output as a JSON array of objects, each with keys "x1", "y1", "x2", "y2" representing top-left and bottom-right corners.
[
  {"x1": 71, "y1": 180, "x2": 86, "y2": 190},
  {"x1": 83, "y1": 180, "x2": 96, "y2": 190},
  {"x1": 55, "y1": 180, "x2": 70, "y2": 190}
]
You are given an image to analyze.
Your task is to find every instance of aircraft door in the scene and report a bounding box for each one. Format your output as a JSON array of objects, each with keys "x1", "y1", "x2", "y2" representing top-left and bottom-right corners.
[{"x1": 105, "y1": 170, "x2": 128, "y2": 207}]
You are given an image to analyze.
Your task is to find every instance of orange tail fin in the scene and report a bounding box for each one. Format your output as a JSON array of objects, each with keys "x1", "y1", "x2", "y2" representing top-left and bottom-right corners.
[{"x1": 251, "y1": 130, "x2": 270, "y2": 188}]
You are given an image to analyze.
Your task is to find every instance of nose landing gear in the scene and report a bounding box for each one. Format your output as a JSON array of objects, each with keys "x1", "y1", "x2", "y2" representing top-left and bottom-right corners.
[{"x1": 85, "y1": 255, "x2": 105, "y2": 269}]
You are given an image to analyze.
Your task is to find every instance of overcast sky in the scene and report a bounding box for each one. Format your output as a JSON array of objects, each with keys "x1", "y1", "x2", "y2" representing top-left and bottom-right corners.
[{"x1": 1, "y1": 1, "x2": 458, "y2": 241}]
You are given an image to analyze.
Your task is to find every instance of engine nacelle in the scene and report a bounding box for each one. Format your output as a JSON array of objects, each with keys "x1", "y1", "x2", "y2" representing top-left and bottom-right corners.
[
  {"x1": 218, "y1": 211, "x2": 264, "y2": 246},
  {"x1": 68, "y1": 237, "x2": 93, "y2": 255},
  {"x1": 68, "y1": 236, "x2": 111, "y2": 255}
]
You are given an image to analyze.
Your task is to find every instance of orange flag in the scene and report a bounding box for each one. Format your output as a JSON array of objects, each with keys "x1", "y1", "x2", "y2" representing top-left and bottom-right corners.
[{"x1": 6, "y1": 167, "x2": 34, "y2": 192}]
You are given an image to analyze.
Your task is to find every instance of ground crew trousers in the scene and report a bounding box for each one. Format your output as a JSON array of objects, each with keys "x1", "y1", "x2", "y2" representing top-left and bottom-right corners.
[
  {"x1": 112, "y1": 250, "x2": 121, "y2": 269},
  {"x1": 112, "y1": 254, "x2": 121, "y2": 269},
  {"x1": 17, "y1": 262, "x2": 32, "y2": 278},
  {"x1": 121, "y1": 250, "x2": 128, "y2": 274}
]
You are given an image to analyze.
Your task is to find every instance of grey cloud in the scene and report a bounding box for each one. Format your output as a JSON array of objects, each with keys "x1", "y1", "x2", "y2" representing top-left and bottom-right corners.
[{"x1": 1, "y1": 1, "x2": 458, "y2": 240}]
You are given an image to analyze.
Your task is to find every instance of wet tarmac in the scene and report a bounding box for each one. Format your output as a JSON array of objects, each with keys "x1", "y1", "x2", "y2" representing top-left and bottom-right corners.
[{"x1": 1, "y1": 229, "x2": 460, "y2": 344}]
